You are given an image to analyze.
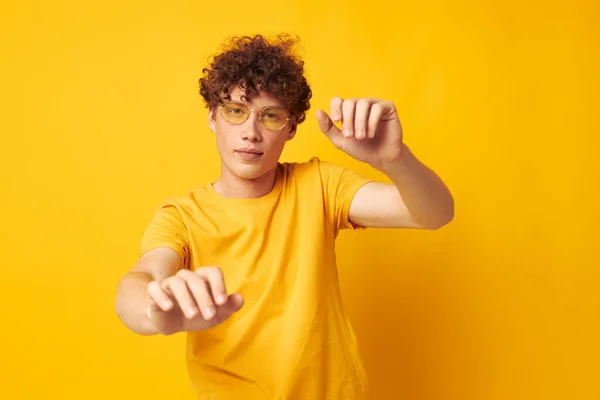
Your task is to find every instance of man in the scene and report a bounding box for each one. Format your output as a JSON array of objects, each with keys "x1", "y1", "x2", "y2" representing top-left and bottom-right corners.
[{"x1": 115, "y1": 33, "x2": 454, "y2": 399}]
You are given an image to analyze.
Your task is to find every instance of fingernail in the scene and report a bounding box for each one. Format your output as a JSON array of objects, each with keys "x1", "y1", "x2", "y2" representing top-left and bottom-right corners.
[
  {"x1": 204, "y1": 307, "x2": 215, "y2": 319},
  {"x1": 217, "y1": 294, "x2": 227, "y2": 304},
  {"x1": 187, "y1": 307, "x2": 197, "y2": 317},
  {"x1": 162, "y1": 300, "x2": 172, "y2": 309},
  {"x1": 343, "y1": 129, "x2": 352, "y2": 137},
  {"x1": 356, "y1": 129, "x2": 365, "y2": 138}
]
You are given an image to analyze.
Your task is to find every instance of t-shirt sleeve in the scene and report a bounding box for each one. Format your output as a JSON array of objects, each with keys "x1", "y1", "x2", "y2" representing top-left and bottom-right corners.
[
  {"x1": 317, "y1": 158, "x2": 373, "y2": 232},
  {"x1": 140, "y1": 201, "x2": 189, "y2": 269}
]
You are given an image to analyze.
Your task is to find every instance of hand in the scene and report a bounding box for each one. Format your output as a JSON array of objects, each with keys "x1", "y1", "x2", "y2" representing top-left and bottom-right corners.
[
  {"x1": 316, "y1": 97, "x2": 404, "y2": 168},
  {"x1": 146, "y1": 266, "x2": 244, "y2": 335}
]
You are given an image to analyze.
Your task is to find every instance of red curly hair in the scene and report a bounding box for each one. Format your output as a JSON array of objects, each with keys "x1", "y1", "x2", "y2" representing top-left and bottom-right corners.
[{"x1": 199, "y1": 34, "x2": 312, "y2": 124}]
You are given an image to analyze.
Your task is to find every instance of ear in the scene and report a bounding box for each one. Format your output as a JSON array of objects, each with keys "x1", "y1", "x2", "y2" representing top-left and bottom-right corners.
[
  {"x1": 286, "y1": 121, "x2": 298, "y2": 141},
  {"x1": 208, "y1": 108, "x2": 216, "y2": 133}
]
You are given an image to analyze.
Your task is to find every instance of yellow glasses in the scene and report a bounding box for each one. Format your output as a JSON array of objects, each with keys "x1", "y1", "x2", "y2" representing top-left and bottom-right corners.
[{"x1": 218, "y1": 101, "x2": 290, "y2": 131}]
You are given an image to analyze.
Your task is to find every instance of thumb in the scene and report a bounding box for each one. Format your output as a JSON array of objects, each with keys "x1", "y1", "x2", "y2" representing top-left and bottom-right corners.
[
  {"x1": 315, "y1": 109, "x2": 342, "y2": 139},
  {"x1": 212, "y1": 293, "x2": 244, "y2": 326},
  {"x1": 222, "y1": 293, "x2": 244, "y2": 313}
]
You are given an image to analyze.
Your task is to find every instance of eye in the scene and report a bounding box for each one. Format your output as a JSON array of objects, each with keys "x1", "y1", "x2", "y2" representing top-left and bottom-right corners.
[
  {"x1": 227, "y1": 106, "x2": 244, "y2": 114},
  {"x1": 222, "y1": 102, "x2": 248, "y2": 115},
  {"x1": 262, "y1": 109, "x2": 285, "y2": 121}
]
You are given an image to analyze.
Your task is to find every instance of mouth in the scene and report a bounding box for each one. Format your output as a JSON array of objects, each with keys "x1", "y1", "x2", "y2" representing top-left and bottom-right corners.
[
  {"x1": 235, "y1": 149, "x2": 264, "y2": 160},
  {"x1": 235, "y1": 149, "x2": 263, "y2": 155}
]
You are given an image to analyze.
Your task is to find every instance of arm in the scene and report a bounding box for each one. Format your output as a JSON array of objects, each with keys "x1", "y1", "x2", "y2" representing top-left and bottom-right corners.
[
  {"x1": 115, "y1": 247, "x2": 181, "y2": 335},
  {"x1": 115, "y1": 247, "x2": 244, "y2": 336},
  {"x1": 348, "y1": 144, "x2": 454, "y2": 229},
  {"x1": 316, "y1": 97, "x2": 454, "y2": 230}
]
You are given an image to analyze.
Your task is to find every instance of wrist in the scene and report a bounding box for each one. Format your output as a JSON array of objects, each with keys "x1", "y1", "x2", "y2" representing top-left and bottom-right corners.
[{"x1": 371, "y1": 144, "x2": 410, "y2": 175}]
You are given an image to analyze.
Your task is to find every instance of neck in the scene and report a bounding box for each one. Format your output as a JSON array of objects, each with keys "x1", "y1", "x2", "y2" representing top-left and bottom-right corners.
[{"x1": 212, "y1": 165, "x2": 278, "y2": 199}]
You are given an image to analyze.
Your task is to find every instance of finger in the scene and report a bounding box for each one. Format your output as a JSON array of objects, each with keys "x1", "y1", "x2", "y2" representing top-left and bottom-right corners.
[
  {"x1": 368, "y1": 102, "x2": 384, "y2": 139},
  {"x1": 196, "y1": 267, "x2": 228, "y2": 306},
  {"x1": 341, "y1": 99, "x2": 357, "y2": 138},
  {"x1": 189, "y1": 277, "x2": 217, "y2": 320},
  {"x1": 354, "y1": 99, "x2": 372, "y2": 140},
  {"x1": 162, "y1": 276, "x2": 198, "y2": 319},
  {"x1": 316, "y1": 109, "x2": 342, "y2": 140},
  {"x1": 177, "y1": 269, "x2": 217, "y2": 319},
  {"x1": 329, "y1": 97, "x2": 343, "y2": 122},
  {"x1": 147, "y1": 281, "x2": 174, "y2": 311}
]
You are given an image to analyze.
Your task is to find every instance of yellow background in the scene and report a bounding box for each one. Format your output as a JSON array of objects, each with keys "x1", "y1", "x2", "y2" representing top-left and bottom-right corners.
[{"x1": 1, "y1": 0, "x2": 598, "y2": 399}]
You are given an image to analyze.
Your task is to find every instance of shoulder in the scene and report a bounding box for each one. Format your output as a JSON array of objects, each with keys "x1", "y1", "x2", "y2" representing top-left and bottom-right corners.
[
  {"x1": 279, "y1": 157, "x2": 341, "y2": 177},
  {"x1": 151, "y1": 184, "x2": 211, "y2": 217},
  {"x1": 279, "y1": 156, "x2": 321, "y2": 170},
  {"x1": 278, "y1": 158, "x2": 331, "y2": 188}
]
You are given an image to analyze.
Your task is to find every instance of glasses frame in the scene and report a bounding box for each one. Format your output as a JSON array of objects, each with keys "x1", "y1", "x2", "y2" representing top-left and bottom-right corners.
[{"x1": 218, "y1": 101, "x2": 291, "y2": 131}]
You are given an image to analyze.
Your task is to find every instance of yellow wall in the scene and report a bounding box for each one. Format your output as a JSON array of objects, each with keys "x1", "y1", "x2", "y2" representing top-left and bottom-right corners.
[{"x1": 1, "y1": 1, "x2": 598, "y2": 399}]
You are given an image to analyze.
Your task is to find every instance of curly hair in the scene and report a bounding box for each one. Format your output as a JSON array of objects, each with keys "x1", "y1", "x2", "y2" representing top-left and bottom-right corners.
[{"x1": 199, "y1": 34, "x2": 312, "y2": 124}]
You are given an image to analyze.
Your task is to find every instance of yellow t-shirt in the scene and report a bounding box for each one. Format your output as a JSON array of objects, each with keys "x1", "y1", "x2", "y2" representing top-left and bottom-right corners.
[{"x1": 140, "y1": 157, "x2": 373, "y2": 399}]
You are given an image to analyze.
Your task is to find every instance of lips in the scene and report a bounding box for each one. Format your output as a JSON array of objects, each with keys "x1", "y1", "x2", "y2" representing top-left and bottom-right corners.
[
  {"x1": 235, "y1": 148, "x2": 264, "y2": 160},
  {"x1": 235, "y1": 149, "x2": 263, "y2": 154}
]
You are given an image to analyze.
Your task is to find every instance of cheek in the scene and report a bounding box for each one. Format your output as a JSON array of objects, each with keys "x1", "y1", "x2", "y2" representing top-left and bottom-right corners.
[
  {"x1": 214, "y1": 125, "x2": 234, "y2": 150},
  {"x1": 214, "y1": 135, "x2": 234, "y2": 162},
  {"x1": 264, "y1": 135, "x2": 289, "y2": 159}
]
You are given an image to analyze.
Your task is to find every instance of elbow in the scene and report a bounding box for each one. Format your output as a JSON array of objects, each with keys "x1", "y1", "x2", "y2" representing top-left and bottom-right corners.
[
  {"x1": 438, "y1": 197, "x2": 455, "y2": 229},
  {"x1": 114, "y1": 277, "x2": 137, "y2": 332},
  {"x1": 434, "y1": 209, "x2": 454, "y2": 229},
  {"x1": 423, "y1": 197, "x2": 455, "y2": 230},
  {"x1": 114, "y1": 284, "x2": 128, "y2": 326}
]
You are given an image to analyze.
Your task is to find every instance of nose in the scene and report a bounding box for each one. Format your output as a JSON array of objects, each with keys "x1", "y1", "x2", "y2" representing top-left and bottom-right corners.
[{"x1": 240, "y1": 114, "x2": 263, "y2": 142}]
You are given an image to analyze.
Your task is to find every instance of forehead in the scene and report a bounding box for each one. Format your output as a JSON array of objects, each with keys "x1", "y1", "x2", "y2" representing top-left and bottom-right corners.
[{"x1": 228, "y1": 87, "x2": 285, "y2": 109}]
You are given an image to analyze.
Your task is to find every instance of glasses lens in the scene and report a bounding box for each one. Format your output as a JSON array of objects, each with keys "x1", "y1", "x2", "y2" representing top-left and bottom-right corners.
[
  {"x1": 260, "y1": 107, "x2": 288, "y2": 130},
  {"x1": 221, "y1": 103, "x2": 249, "y2": 124}
]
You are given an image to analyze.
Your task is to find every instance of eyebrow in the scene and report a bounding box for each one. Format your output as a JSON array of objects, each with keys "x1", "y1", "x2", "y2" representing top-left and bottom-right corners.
[
  {"x1": 223, "y1": 92, "x2": 284, "y2": 108},
  {"x1": 227, "y1": 99, "x2": 285, "y2": 110}
]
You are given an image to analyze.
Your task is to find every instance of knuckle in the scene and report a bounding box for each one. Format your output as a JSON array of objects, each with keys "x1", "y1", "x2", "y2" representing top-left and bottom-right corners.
[
  {"x1": 197, "y1": 265, "x2": 223, "y2": 277},
  {"x1": 209, "y1": 266, "x2": 224, "y2": 277},
  {"x1": 189, "y1": 275, "x2": 208, "y2": 293},
  {"x1": 146, "y1": 281, "x2": 158, "y2": 294},
  {"x1": 176, "y1": 269, "x2": 189, "y2": 278},
  {"x1": 342, "y1": 100, "x2": 355, "y2": 112},
  {"x1": 357, "y1": 98, "x2": 369, "y2": 108},
  {"x1": 159, "y1": 278, "x2": 170, "y2": 289},
  {"x1": 165, "y1": 275, "x2": 184, "y2": 289}
]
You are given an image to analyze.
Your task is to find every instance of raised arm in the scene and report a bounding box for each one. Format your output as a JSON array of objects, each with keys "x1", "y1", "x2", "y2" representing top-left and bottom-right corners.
[
  {"x1": 348, "y1": 145, "x2": 454, "y2": 229},
  {"x1": 316, "y1": 97, "x2": 454, "y2": 230}
]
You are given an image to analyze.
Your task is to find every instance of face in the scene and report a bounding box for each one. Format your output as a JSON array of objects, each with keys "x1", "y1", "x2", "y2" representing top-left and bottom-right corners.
[{"x1": 208, "y1": 87, "x2": 297, "y2": 181}]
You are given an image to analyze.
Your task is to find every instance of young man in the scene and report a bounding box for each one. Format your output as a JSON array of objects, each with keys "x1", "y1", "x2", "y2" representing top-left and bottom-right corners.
[{"x1": 115, "y1": 34, "x2": 454, "y2": 399}]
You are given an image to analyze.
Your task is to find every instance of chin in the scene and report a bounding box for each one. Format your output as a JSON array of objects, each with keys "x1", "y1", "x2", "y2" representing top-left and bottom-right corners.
[{"x1": 228, "y1": 161, "x2": 271, "y2": 181}]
